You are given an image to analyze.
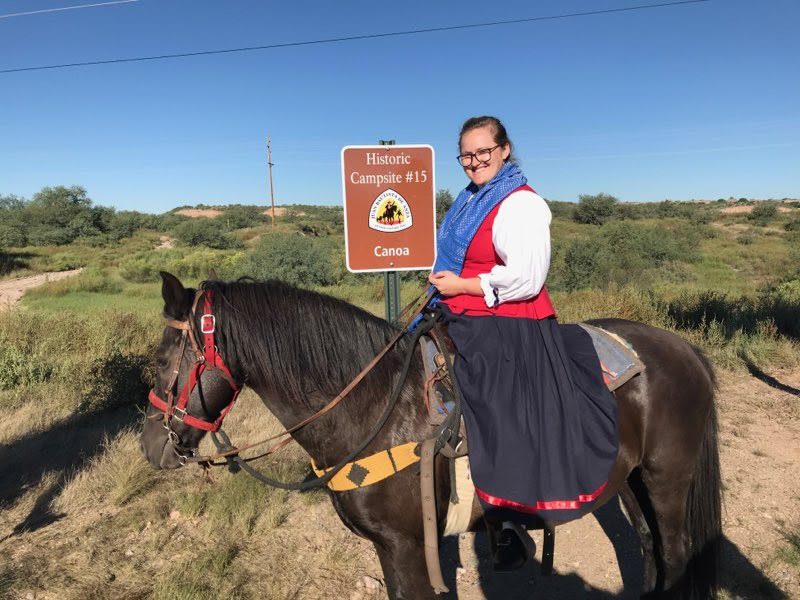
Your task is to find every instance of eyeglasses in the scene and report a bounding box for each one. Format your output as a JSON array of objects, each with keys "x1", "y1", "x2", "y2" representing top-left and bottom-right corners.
[{"x1": 457, "y1": 145, "x2": 500, "y2": 167}]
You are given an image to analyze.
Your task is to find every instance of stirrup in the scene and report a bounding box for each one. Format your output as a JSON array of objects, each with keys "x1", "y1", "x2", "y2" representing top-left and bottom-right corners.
[{"x1": 493, "y1": 521, "x2": 536, "y2": 572}]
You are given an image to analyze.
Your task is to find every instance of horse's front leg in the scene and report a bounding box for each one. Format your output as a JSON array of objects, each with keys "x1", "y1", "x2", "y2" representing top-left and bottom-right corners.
[
  {"x1": 372, "y1": 533, "x2": 439, "y2": 600},
  {"x1": 329, "y1": 470, "x2": 446, "y2": 600}
]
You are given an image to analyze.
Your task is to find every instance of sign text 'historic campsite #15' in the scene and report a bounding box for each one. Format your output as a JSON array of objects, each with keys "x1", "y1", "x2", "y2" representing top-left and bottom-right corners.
[{"x1": 341, "y1": 145, "x2": 436, "y2": 272}]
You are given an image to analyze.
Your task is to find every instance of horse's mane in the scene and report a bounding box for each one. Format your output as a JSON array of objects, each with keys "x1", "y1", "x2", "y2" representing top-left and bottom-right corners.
[{"x1": 200, "y1": 279, "x2": 410, "y2": 406}]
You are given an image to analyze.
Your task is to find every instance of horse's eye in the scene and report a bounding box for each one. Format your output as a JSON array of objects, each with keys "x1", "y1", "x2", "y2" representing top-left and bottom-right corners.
[{"x1": 156, "y1": 357, "x2": 169, "y2": 369}]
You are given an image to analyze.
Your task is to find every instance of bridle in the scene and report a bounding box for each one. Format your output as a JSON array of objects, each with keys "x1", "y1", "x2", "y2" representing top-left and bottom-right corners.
[{"x1": 147, "y1": 288, "x2": 241, "y2": 462}]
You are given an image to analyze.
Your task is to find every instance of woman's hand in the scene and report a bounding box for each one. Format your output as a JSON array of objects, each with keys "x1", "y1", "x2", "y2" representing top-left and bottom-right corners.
[{"x1": 428, "y1": 271, "x2": 475, "y2": 297}]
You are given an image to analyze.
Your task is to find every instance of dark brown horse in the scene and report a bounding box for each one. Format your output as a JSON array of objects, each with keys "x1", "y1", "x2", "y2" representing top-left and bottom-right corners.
[{"x1": 140, "y1": 272, "x2": 722, "y2": 599}]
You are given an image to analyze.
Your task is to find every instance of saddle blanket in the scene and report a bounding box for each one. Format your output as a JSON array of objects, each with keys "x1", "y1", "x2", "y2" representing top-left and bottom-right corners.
[{"x1": 576, "y1": 323, "x2": 645, "y2": 391}]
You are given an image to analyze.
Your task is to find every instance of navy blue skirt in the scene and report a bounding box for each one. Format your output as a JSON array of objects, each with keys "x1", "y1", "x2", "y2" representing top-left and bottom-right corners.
[{"x1": 440, "y1": 307, "x2": 618, "y2": 523}]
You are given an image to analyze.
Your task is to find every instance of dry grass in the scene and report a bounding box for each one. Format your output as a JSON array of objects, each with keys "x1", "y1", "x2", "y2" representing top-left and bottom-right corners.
[
  {"x1": 55, "y1": 430, "x2": 158, "y2": 511},
  {"x1": 0, "y1": 389, "x2": 377, "y2": 600},
  {"x1": 0, "y1": 382, "x2": 81, "y2": 444}
]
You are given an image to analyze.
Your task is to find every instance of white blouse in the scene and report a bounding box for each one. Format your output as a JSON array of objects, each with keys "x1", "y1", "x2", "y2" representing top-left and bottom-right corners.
[{"x1": 476, "y1": 189, "x2": 552, "y2": 307}]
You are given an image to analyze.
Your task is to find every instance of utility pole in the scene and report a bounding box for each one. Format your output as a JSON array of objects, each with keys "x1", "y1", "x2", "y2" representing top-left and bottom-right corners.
[
  {"x1": 378, "y1": 138, "x2": 400, "y2": 323},
  {"x1": 267, "y1": 136, "x2": 276, "y2": 227}
]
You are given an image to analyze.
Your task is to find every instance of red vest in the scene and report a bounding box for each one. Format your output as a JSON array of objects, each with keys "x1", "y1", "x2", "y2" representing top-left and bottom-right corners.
[{"x1": 441, "y1": 184, "x2": 556, "y2": 319}]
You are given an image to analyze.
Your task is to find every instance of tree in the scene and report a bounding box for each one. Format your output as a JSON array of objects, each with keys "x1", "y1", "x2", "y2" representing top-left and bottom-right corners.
[
  {"x1": 435, "y1": 189, "x2": 454, "y2": 226},
  {"x1": 0, "y1": 195, "x2": 27, "y2": 246},
  {"x1": 573, "y1": 193, "x2": 618, "y2": 225},
  {"x1": 0, "y1": 194, "x2": 25, "y2": 211},
  {"x1": 23, "y1": 186, "x2": 106, "y2": 244}
]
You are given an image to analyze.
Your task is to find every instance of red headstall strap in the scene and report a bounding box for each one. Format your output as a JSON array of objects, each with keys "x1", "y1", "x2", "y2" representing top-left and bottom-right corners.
[{"x1": 148, "y1": 288, "x2": 241, "y2": 432}]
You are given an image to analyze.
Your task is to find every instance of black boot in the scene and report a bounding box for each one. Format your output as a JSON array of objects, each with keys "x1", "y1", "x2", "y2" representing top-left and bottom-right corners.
[{"x1": 493, "y1": 521, "x2": 536, "y2": 572}]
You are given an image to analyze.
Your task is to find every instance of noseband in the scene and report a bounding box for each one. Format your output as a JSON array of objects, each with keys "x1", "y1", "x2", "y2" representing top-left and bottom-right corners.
[{"x1": 148, "y1": 288, "x2": 241, "y2": 460}]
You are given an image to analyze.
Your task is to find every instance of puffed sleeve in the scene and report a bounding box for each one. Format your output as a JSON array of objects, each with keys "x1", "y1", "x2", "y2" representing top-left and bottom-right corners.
[{"x1": 477, "y1": 190, "x2": 551, "y2": 307}]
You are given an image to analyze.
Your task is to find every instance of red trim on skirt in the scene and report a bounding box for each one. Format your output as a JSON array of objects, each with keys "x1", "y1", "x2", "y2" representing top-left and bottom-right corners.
[{"x1": 475, "y1": 482, "x2": 607, "y2": 513}]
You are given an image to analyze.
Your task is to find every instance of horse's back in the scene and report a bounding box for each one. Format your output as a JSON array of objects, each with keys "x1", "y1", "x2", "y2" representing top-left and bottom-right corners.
[
  {"x1": 585, "y1": 318, "x2": 716, "y2": 466},
  {"x1": 586, "y1": 317, "x2": 715, "y2": 394}
]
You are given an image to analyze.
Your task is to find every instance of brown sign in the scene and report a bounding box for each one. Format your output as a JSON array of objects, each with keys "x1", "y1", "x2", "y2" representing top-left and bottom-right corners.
[{"x1": 341, "y1": 145, "x2": 436, "y2": 272}]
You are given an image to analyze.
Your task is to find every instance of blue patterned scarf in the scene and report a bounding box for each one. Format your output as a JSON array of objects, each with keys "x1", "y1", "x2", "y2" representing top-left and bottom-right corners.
[{"x1": 433, "y1": 161, "x2": 527, "y2": 276}]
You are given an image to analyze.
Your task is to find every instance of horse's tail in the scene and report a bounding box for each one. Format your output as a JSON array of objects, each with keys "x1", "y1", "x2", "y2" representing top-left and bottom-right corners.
[{"x1": 684, "y1": 345, "x2": 722, "y2": 599}]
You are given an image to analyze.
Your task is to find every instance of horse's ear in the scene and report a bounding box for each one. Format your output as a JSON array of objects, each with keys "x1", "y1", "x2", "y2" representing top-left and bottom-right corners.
[
  {"x1": 208, "y1": 269, "x2": 218, "y2": 281},
  {"x1": 160, "y1": 271, "x2": 191, "y2": 319}
]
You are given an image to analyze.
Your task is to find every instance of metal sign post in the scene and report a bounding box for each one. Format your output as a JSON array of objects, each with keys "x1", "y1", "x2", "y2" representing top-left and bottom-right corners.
[
  {"x1": 341, "y1": 142, "x2": 436, "y2": 324},
  {"x1": 379, "y1": 140, "x2": 400, "y2": 323},
  {"x1": 384, "y1": 270, "x2": 401, "y2": 323}
]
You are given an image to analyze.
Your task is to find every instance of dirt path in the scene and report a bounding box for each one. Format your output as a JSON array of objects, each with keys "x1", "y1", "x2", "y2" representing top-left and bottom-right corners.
[{"x1": 0, "y1": 269, "x2": 82, "y2": 311}]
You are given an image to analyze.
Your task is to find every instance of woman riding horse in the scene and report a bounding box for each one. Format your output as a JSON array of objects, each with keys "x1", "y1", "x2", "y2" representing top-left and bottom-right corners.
[{"x1": 429, "y1": 116, "x2": 618, "y2": 569}]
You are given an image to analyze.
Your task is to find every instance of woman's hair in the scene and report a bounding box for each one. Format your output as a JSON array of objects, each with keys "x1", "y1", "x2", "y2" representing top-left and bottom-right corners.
[{"x1": 459, "y1": 115, "x2": 516, "y2": 163}]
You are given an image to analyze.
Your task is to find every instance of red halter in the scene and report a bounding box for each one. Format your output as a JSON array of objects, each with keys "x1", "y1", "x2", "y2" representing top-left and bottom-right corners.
[{"x1": 148, "y1": 289, "x2": 240, "y2": 432}]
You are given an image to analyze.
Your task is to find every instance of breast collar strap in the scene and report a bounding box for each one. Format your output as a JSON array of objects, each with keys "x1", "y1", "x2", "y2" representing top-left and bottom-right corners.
[{"x1": 148, "y1": 289, "x2": 241, "y2": 433}]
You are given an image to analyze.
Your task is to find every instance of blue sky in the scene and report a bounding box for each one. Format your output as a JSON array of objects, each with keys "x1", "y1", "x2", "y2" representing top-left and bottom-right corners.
[{"x1": 1, "y1": 0, "x2": 798, "y2": 212}]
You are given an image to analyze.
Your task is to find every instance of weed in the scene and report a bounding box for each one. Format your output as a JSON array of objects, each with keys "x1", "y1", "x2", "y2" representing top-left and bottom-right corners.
[{"x1": 777, "y1": 528, "x2": 800, "y2": 566}]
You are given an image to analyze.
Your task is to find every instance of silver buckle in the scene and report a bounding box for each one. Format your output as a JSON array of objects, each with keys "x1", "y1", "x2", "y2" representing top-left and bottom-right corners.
[
  {"x1": 172, "y1": 406, "x2": 187, "y2": 421},
  {"x1": 200, "y1": 314, "x2": 215, "y2": 334}
]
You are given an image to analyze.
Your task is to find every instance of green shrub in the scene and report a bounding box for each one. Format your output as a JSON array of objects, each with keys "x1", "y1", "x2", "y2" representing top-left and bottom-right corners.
[
  {"x1": 26, "y1": 225, "x2": 74, "y2": 246},
  {"x1": 552, "y1": 220, "x2": 698, "y2": 291},
  {"x1": 747, "y1": 203, "x2": 778, "y2": 226},
  {"x1": 120, "y1": 248, "x2": 244, "y2": 283},
  {"x1": 736, "y1": 232, "x2": 755, "y2": 245},
  {"x1": 232, "y1": 232, "x2": 343, "y2": 286},
  {"x1": 614, "y1": 202, "x2": 643, "y2": 220},
  {"x1": 573, "y1": 193, "x2": 618, "y2": 225},
  {"x1": 0, "y1": 250, "x2": 28, "y2": 275},
  {"x1": 35, "y1": 251, "x2": 84, "y2": 272},
  {"x1": 0, "y1": 220, "x2": 27, "y2": 246},
  {"x1": 174, "y1": 219, "x2": 243, "y2": 249},
  {"x1": 0, "y1": 345, "x2": 54, "y2": 389},
  {"x1": 294, "y1": 221, "x2": 332, "y2": 237},
  {"x1": 279, "y1": 205, "x2": 344, "y2": 234},
  {"x1": 148, "y1": 212, "x2": 188, "y2": 231},
  {"x1": 784, "y1": 217, "x2": 800, "y2": 232},
  {"x1": 660, "y1": 285, "x2": 800, "y2": 341},
  {"x1": 218, "y1": 205, "x2": 267, "y2": 230},
  {"x1": 560, "y1": 238, "x2": 599, "y2": 291},
  {"x1": 106, "y1": 211, "x2": 152, "y2": 240},
  {"x1": 542, "y1": 200, "x2": 573, "y2": 220}
]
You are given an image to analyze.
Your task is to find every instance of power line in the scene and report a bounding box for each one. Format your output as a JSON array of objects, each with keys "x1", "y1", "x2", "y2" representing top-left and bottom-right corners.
[
  {"x1": 0, "y1": 0, "x2": 711, "y2": 75},
  {"x1": 0, "y1": 0, "x2": 139, "y2": 20}
]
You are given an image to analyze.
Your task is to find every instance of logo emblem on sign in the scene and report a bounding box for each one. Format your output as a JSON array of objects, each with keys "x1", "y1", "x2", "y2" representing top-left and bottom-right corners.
[{"x1": 368, "y1": 189, "x2": 413, "y2": 232}]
